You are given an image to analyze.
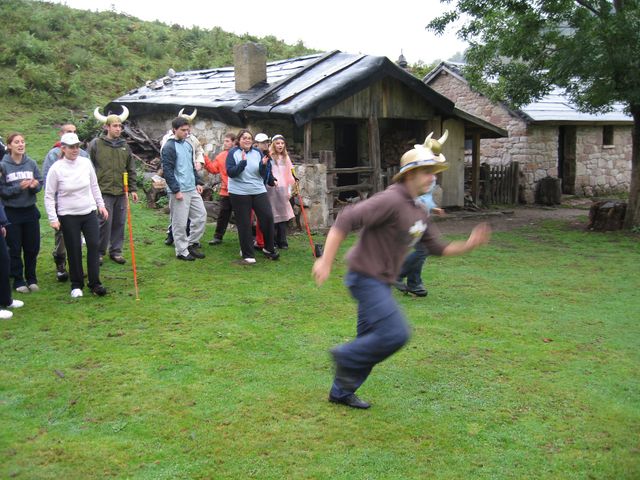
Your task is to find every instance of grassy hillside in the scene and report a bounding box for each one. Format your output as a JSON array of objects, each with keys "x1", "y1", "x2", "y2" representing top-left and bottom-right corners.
[{"x1": 0, "y1": 0, "x2": 315, "y2": 132}]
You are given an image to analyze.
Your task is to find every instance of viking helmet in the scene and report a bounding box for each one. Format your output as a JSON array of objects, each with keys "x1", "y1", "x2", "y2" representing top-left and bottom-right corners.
[
  {"x1": 94, "y1": 106, "x2": 129, "y2": 125},
  {"x1": 392, "y1": 130, "x2": 449, "y2": 182},
  {"x1": 178, "y1": 108, "x2": 197, "y2": 122}
]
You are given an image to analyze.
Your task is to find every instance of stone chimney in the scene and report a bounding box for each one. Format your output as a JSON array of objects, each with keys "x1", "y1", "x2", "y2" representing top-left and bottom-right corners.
[{"x1": 234, "y1": 42, "x2": 267, "y2": 92}]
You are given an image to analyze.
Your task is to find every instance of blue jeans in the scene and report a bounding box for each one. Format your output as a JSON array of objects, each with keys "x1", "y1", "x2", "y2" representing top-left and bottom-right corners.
[
  {"x1": 330, "y1": 271, "x2": 411, "y2": 399},
  {"x1": 398, "y1": 245, "x2": 429, "y2": 289}
]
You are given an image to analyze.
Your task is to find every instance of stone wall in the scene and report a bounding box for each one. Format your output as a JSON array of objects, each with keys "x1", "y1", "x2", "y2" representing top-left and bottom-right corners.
[
  {"x1": 428, "y1": 71, "x2": 633, "y2": 203},
  {"x1": 575, "y1": 126, "x2": 632, "y2": 196},
  {"x1": 296, "y1": 163, "x2": 329, "y2": 229}
]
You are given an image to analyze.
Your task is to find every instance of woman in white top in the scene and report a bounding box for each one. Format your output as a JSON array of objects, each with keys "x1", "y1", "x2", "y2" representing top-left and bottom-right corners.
[{"x1": 44, "y1": 133, "x2": 109, "y2": 298}]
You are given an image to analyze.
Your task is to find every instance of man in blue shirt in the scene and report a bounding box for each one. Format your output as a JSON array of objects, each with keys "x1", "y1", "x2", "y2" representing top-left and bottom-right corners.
[{"x1": 161, "y1": 117, "x2": 207, "y2": 261}]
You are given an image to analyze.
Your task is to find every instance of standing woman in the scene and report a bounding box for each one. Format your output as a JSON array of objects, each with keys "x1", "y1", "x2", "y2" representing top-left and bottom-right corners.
[
  {"x1": 0, "y1": 133, "x2": 42, "y2": 293},
  {"x1": 226, "y1": 129, "x2": 278, "y2": 264},
  {"x1": 0, "y1": 199, "x2": 25, "y2": 319},
  {"x1": 44, "y1": 133, "x2": 109, "y2": 298},
  {"x1": 267, "y1": 134, "x2": 296, "y2": 249}
]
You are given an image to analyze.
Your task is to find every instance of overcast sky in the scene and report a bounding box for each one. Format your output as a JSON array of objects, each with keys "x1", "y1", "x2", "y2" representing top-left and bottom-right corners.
[{"x1": 49, "y1": 0, "x2": 468, "y2": 64}]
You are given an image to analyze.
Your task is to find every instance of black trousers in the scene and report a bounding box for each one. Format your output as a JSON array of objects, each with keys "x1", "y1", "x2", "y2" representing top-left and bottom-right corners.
[
  {"x1": 229, "y1": 192, "x2": 274, "y2": 258},
  {"x1": 275, "y1": 221, "x2": 288, "y2": 248},
  {"x1": 0, "y1": 234, "x2": 12, "y2": 307},
  {"x1": 5, "y1": 219, "x2": 40, "y2": 288},
  {"x1": 59, "y1": 212, "x2": 102, "y2": 290},
  {"x1": 214, "y1": 195, "x2": 232, "y2": 240}
]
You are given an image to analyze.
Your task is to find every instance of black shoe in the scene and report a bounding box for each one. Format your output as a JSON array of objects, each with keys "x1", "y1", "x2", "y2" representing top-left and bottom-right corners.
[
  {"x1": 393, "y1": 281, "x2": 408, "y2": 293},
  {"x1": 110, "y1": 254, "x2": 126, "y2": 265},
  {"x1": 328, "y1": 394, "x2": 371, "y2": 409},
  {"x1": 262, "y1": 248, "x2": 280, "y2": 261},
  {"x1": 56, "y1": 263, "x2": 69, "y2": 282},
  {"x1": 91, "y1": 285, "x2": 107, "y2": 296},
  {"x1": 208, "y1": 238, "x2": 222, "y2": 245},
  {"x1": 164, "y1": 235, "x2": 174, "y2": 246},
  {"x1": 188, "y1": 245, "x2": 205, "y2": 259},
  {"x1": 177, "y1": 253, "x2": 196, "y2": 261},
  {"x1": 407, "y1": 286, "x2": 428, "y2": 297}
]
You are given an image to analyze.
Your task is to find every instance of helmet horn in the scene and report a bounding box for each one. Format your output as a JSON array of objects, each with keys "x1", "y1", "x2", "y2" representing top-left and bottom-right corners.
[
  {"x1": 178, "y1": 108, "x2": 197, "y2": 121},
  {"x1": 438, "y1": 130, "x2": 448, "y2": 145},
  {"x1": 118, "y1": 105, "x2": 129, "y2": 123},
  {"x1": 93, "y1": 107, "x2": 108, "y2": 123}
]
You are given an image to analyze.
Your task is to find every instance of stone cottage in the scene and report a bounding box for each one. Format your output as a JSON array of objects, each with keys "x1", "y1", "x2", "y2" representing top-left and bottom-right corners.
[
  {"x1": 107, "y1": 44, "x2": 505, "y2": 227},
  {"x1": 424, "y1": 62, "x2": 633, "y2": 203}
]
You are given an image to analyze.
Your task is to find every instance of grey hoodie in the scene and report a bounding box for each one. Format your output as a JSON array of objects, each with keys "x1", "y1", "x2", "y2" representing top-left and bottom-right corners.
[{"x1": 0, "y1": 153, "x2": 43, "y2": 208}]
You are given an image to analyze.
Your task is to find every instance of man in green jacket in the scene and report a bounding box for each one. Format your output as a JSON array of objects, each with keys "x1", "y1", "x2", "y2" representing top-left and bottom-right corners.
[{"x1": 89, "y1": 107, "x2": 138, "y2": 265}]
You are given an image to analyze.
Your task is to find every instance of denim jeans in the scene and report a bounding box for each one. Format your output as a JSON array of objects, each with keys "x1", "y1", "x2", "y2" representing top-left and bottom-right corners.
[
  {"x1": 398, "y1": 245, "x2": 430, "y2": 289},
  {"x1": 330, "y1": 271, "x2": 411, "y2": 399}
]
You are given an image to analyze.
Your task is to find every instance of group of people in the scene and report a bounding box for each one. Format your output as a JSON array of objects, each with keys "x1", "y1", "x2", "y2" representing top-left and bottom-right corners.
[
  {"x1": 0, "y1": 108, "x2": 301, "y2": 318},
  {"x1": 160, "y1": 113, "x2": 296, "y2": 265},
  {"x1": 0, "y1": 107, "x2": 137, "y2": 318},
  {"x1": 1, "y1": 113, "x2": 492, "y2": 412}
]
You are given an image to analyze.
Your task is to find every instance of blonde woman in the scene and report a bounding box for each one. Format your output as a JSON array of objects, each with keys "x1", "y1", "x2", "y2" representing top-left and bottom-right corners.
[{"x1": 267, "y1": 135, "x2": 296, "y2": 249}]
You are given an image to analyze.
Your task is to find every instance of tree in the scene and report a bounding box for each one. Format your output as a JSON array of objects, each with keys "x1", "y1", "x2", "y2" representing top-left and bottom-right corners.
[{"x1": 428, "y1": 0, "x2": 640, "y2": 229}]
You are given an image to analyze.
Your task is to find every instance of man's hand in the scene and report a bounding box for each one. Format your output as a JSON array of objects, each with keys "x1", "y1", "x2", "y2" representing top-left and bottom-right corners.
[
  {"x1": 1, "y1": 226, "x2": 6, "y2": 237},
  {"x1": 29, "y1": 179, "x2": 40, "y2": 189},
  {"x1": 131, "y1": 192, "x2": 139, "y2": 203},
  {"x1": 196, "y1": 185, "x2": 203, "y2": 194},
  {"x1": 262, "y1": 155, "x2": 270, "y2": 165},
  {"x1": 175, "y1": 192, "x2": 184, "y2": 201},
  {"x1": 19, "y1": 179, "x2": 31, "y2": 190},
  {"x1": 312, "y1": 258, "x2": 332, "y2": 286},
  {"x1": 98, "y1": 207, "x2": 109, "y2": 221},
  {"x1": 50, "y1": 221, "x2": 60, "y2": 231},
  {"x1": 432, "y1": 207, "x2": 445, "y2": 217},
  {"x1": 466, "y1": 222, "x2": 491, "y2": 249}
]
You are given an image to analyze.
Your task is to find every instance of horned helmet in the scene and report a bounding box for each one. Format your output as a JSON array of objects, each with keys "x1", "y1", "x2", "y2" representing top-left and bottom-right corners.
[
  {"x1": 93, "y1": 105, "x2": 130, "y2": 125},
  {"x1": 392, "y1": 130, "x2": 449, "y2": 182},
  {"x1": 178, "y1": 108, "x2": 197, "y2": 122}
]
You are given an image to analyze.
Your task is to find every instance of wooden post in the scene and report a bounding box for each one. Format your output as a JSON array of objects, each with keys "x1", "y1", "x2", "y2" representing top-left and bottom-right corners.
[
  {"x1": 511, "y1": 161, "x2": 520, "y2": 204},
  {"x1": 303, "y1": 121, "x2": 312, "y2": 163},
  {"x1": 472, "y1": 133, "x2": 480, "y2": 205},
  {"x1": 320, "y1": 150, "x2": 336, "y2": 220},
  {"x1": 368, "y1": 116, "x2": 382, "y2": 192}
]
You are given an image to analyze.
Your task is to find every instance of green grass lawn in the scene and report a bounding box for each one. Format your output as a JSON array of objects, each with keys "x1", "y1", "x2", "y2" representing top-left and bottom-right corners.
[{"x1": 1, "y1": 198, "x2": 639, "y2": 478}]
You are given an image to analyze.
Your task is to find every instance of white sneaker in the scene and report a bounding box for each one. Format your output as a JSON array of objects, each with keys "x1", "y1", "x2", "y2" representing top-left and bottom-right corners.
[
  {"x1": 0, "y1": 309, "x2": 13, "y2": 320},
  {"x1": 15, "y1": 286, "x2": 29, "y2": 294},
  {"x1": 8, "y1": 299, "x2": 24, "y2": 308},
  {"x1": 71, "y1": 288, "x2": 83, "y2": 298},
  {"x1": 242, "y1": 258, "x2": 256, "y2": 264},
  {"x1": 28, "y1": 283, "x2": 39, "y2": 292}
]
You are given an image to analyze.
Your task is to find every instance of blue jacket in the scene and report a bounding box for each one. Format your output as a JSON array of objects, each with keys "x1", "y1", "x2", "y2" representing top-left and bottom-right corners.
[
  {"x1": 0, "y1": 153, "x2": 43, "y2": 208},
  {"x1": 226, "y1": 146, "x2": 271, "y2": 195},
  {"x1": 0, "y1": 200, "x2": 8, "y2": 226},
  {"x1": 161, "y1": 138, "x2": 202, "y2": 194}
]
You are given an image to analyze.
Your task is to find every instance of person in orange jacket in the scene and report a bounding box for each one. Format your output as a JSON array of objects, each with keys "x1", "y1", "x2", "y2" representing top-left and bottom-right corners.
[{"x1": 204, "y1": 132, "x2": 235, "y2": 245}]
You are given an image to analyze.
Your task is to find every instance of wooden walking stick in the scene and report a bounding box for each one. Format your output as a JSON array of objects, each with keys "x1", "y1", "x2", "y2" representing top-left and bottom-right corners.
[{"x1": 123, "y1": 172, "x2": 140, "y2": 300}]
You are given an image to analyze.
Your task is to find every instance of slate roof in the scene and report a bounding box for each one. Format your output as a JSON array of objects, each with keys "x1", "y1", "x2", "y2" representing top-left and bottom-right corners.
[
  {"x1": 108, "y1": 51, "x2": 505, "y2": 137},
  {"x1": 424, "y1": 62, "x2": 633, "y2": 125}
]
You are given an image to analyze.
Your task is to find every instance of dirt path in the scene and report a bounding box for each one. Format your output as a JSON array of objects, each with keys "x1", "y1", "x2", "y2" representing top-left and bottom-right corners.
[{"x1": 434, "y1": 200, "x2": 592, "y2": 235}]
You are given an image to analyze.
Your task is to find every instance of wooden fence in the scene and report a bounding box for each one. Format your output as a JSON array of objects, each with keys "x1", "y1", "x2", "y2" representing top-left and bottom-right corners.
[{"x1": 479, "y1": 162, "x2": 519, "y2": 205}]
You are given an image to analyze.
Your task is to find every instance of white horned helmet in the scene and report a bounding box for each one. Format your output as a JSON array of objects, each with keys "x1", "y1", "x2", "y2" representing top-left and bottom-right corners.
[
  {"x1": 178, "y1": 108, "x2": 197, "y2": 122},
  {"x1": 93, "y1": 105, "x2": 129, "y2": 125},
  {"x1": 392, "y1": 130, "x2": 449, "y2": 182}
]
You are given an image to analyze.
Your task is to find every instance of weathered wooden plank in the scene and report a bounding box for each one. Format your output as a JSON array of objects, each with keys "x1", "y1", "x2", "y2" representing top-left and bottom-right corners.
[
  {"x1": 328, "y1": 183, "x2": 373, "y2": 193},
  {"x1": 471, "y1": 133, "x2": 481, "y2": 204},
  {"x1": 303, "y1": 121, "x2": 312, "y2": 162},
  {"x1": 327, "y1": 166, "x2": 374, "y2": 174}
]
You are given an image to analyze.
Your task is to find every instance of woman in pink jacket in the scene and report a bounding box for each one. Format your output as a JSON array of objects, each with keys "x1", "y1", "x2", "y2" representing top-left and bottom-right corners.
[{"x1": 267, "y1": 135, "x2": 296, "y2": 249}]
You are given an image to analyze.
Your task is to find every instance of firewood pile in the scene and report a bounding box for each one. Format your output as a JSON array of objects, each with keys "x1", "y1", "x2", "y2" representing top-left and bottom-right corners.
[
  {"x1": 123, "y1": 123, "x2": 162, "y2": 173},
  {"x1": 381, "y1": 131, "x2": 415, "y2": 168}
]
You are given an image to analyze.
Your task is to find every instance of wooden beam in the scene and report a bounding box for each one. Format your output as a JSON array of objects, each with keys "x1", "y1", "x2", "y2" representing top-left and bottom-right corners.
[
  {"x1": 368, "y1": 116, "x2": 382, "y2": 192},
  {"x1": 328, "y1": 183, "x2": 373, "y2": 193},
  {"x1": 326, "y1": 166, "x2": 374, "y2": 174},
  {"x1": 472, "y1": 133, "x2": 481, "y2": 205},
  {"x1": 303, "y1": 121, "x2": 312, "y2": 162}
]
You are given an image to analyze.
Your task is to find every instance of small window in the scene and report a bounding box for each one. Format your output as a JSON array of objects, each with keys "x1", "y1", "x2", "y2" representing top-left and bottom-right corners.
[{"x1": 602, "y1": 126, "x2": 614, "y2": 146}]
